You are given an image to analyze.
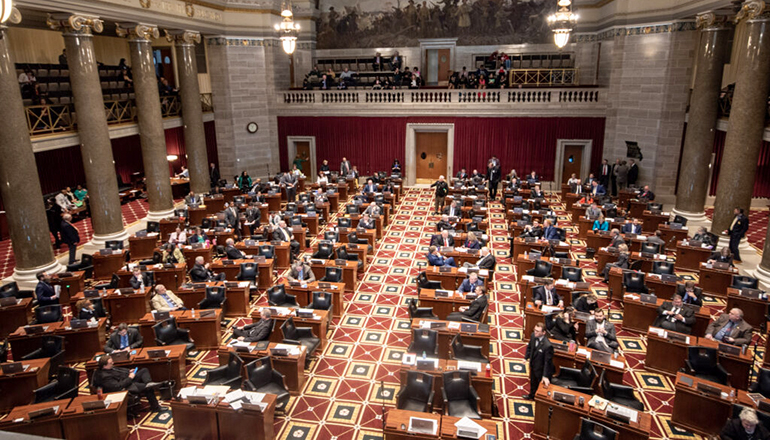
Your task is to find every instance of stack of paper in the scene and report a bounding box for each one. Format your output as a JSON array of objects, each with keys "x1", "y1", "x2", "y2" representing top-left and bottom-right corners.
[{"x1": 453, "y1": 417, "x2": 486, "y2": 439}]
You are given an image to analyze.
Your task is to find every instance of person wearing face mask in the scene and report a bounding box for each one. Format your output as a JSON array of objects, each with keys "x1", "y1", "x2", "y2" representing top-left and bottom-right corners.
[{"x1": 720, "y1": 407, "x2": 770, "y2": 440}]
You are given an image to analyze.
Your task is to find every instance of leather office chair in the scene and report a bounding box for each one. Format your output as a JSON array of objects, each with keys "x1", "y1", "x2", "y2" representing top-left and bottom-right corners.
[
  {"x1": 22, "y1": 335, "x2": 65, "y2": 380},
  {"x1": 526, "y1": 260, "x2": 553, "y2": 278},
  {"x1": 0, "y1": 282, "x2": 33, "y2": 300},
  {"x1": 244, "y1": 356, "x2": 290, "y2": 410},
  {"x1": 647, "y1": 203, "x2": 663, "y2": 211},
  {"x1": 623, "y1": 271, "x2": 649, "y2": 294},
  {"x1": 280, "y1": 317, "x2": 321, "y2": 355},
  {"x1": 450, "y1": 334, "x2": 489, "y2": 363},
  {"x1": 66, "y1": 253, "x2": 94, "y2": 279},
  {"x1": 236, "y1": 262, "x2": 258, "y2": 284},
  {"x1": 599, "y1": 370, "x2": 644, "y2": 411},
  {"x1": 268, "y1": 285, "x2": 298, "y2": 307},
  {"x1": 731, "y1": 275, "x2": 759, "y2": 290},
  {"x1": 652, "y1": 261, "x2": 675, "y2": 275},
  {"x1": 203, "y1": 351, "x2": 243, "y2": 389},
  {"x1": 552, "y1": 359, "x2": 597, "y2": 395},
  {"x1": 683, "y1": 346, "x2": 730, "y2": 385},
  {"x1": 605, "y1": 208, "x2": 618, "y2": 218},
  {"x1": 93, "y1": 273, "x2": 120, "y2": 291},
  {"x1": 35, "y1": 305, "x2": 63, "y2": 324},
  {"x1": 233, "y1": 196, "x2": 245, "y2": 205},
  {"x1": 520, "y1": 213, "x2": 532, "y2": 223},
  {"x1": 0, "y1": 339, "x2": 7, "y2": 363},
  {"x1": 105, "y1": 240, "x2": 124, "y2": 250},
  {"x1": 33, "y1": 366, "x2": 79, "y2": 403},
  {"x1": 258, "y1": 245, "x2": 275, "y2": 259},
  {"x1": 312, "y1": 242, "x2": 334, "y2": 259},
  {"x1": 320, "y1": 267, "x2": 343, "y2": 283},
  {"x1": 337, "y1": 246, "x2": 364, "y2": 271},
  {"x1": 408, "y1": 298, "x2": 438, "y2": 322},
  {"x1": 561, "y1": 266, "x2": 583, "y2": 282},
  {"x1": 307, "y1": 291, "x2": 332, "y2": 312},
  {"x1": 139, "y1": 251, "x2": 163, "y2": 266},
  {"x1": 198, "y1": 286, "x2": 228, "y2": 315},
  {"x1": 416, "y1": 272, "x2": 442, "y2": 290},
  {"x1": 346, "y1": 204, "x2": 359, "y2": 215},
  {"x1": 396, "y1": 371, "x2": 435, "y2": 413},
  {"x1": 214, "y1": 245, "x2": 226, "y2": 258},
  {"x1": 672, "y1": 215, "x2": 688, "y2": 226},
  {"x1": 573, "y1": 418, "x2": 618, "y2": 440},
  {"x1": 640, "y1": 243, "x2": 662, "y2": 254},
  {"x1": 553, "y1": 251, "x2": 571, "y2": 259},
  {"x1": 628, "y1": 260, "x2": 644, "y2": 271},
  {"x1": 146, "y1": 221, "x2": 160, "y2": 233},
  {"x1": 152, "y1": 317, "x2": 195, "y2": 352},
  {"x1": 347, "y1": 232, "x2": 373, "y2": 253},
  {"x1": 337, "y1": 218, "x2": 352, "y2": 229},
  {"x1": 442, "y1": 371, "x2": 481, "y2": 419},
  {"x1": 749, "y1": 368, "x2": 770, "y2": 398},
  {"x1": 557, "y1": 228, "x2": 567, "y2": 242},
  {"x1": 407, "y1": 329, "x2": 439, "y2": 357},
  {"x1": 324, "y1": 231, "x2": 339, "y2": 242}
]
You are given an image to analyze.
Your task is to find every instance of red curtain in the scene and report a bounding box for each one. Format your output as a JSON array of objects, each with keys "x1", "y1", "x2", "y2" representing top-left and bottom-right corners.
[
  {"x1": 35, "y1": 146, "x2": 87, "y2": 195},
  {"x1": 278, "y1": 116, "x2": 606, "y2": 179},
  {"x1": 205, "y1": 121, "x2": 220, "y2": 167},
  {"x1": 165, "y1": 126, "x2": 187, "y2": 175},
  {"x1": 707, "y1": 129, "x2": 770, "y2": 198}
]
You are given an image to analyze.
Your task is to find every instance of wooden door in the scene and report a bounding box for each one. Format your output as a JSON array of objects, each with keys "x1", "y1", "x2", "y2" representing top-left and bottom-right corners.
[
  {"x1": 295, "y1": 142, "x2": 311, "y2": 177},
  {"x1": 437, "y1": 49, "x2": 451, "y2": 85},
  {"x1": 158, "y1": 48, "x2": 176, "y2": 87},
  {"x1": 415, "y1": 132, "x2": 448, "y2": 181},
  {"x1": 562, "y1": 144, "x2": 583, "y2": 184}
]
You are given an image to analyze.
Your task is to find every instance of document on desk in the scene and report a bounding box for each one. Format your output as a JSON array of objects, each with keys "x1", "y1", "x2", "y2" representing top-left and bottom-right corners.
[
  {"x1": 224, "y1": 389, "x2": 245, "y2": 403},
  {"x1": 521, "y1": 275, "x2": 535, "y2": 282},
  {"x1": 607, "y1": 403, "x2": 638, "y2": 423},
  {"x1": 609, "y1": 359, "x2": 625, "y2": 369},
  {"x1": 105, "y1": 391, "x2": 128, "y2": 407},
  {"x1": 203, "y1": 385, "x2": 231, "y2": 398},
  {"x1": 274, "y1": 343, "x2": 302, "y2": 356},
  {"x1": 457, "y1": 361, "x2": 482, "y2": 372},
  {"x1": 179, "y1": 386, "x2": 197, "y2": 399},
  {"x1": 238, "y1": 281, "x2": 250, "y2": 288},
  {"x1": 454, "y1": 417, "x2": 487, "y2": 439},
  {"x1": 448, "y1": 322, "x2": 461, "y2": 330},
  {"x1": 576, "y1": 348, "x2": 590, "y2": 357}
]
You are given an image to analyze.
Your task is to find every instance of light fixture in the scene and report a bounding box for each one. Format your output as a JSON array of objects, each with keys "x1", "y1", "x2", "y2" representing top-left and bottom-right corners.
[
  {"x1": 1, "y1": 0, "x2": 13, "y2": 23},
  {"x1": 547, "y1": 0, "x2": 578, "y2": 49},
  {"x1": 275, "y1": 2, "x2": 299, "y2": 55},
  {"x1": 167, "y1": 154, "x2": 178, "y2": 161}
]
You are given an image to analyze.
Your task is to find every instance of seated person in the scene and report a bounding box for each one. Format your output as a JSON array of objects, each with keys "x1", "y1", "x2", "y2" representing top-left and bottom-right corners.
[
  {"x1": 680, "y1": 281, "x2": 703, "y2": 306},
  {"x1": 427, "y1": 246, "x2": 457, "y2": 267},
  {"x1": 704, "y1": 308, "x2": 752, "y2": 346},
  {"x1": 151, "y1": 284, "x2": 186, "y2": 312},
  {"x1": 168, "y1": 226, "x2": 187, "y2": 244},
  {"x1": 464, "y1": 233, "x2": 482, "y2": 250},
  {"x1": 720, "y1": 407, "x2": 770, "y2": 440},
  {"x1": 573, "y1": 293, "x2": 598, "y2": 314},
  {"x1": 287, "y1": 260, "x2": 316, "y2": 284},
  {"x1": 533, "y1": 280, "x2": 563, "y2": 307},
  {"x1": 92, "y1": 354, "x2": 168, "y2": 412},
  {"x1": 608, "y1": 228, "x2": 625, "y2": 248},
  {"x1": 233, "y1": 308, "x2": 273, "y2": 342},
  {"x1": 692, "y1": 226, "x2": 715, "y2": 247},
  {"x1": 455, "y1": 168, "x2": 469, "y2": 180},
  {"x1": 188, "y1": 227, "x2": 209, "y2": 244},
  {"x1": 592, "y1": 215, "x2": 609, "y2": 232},
  {"x1": 436, "y1": 214, "x2": 457, "y2": 232},
  {"x1": 443, "y1": 201, "x2": 462, "y2": 218},
  {"x1": 162, "y1": 242, "x2": 184, "y2": 264},
  {"x1": 653, "y1": 294, "x2": 695, "y2": 334},
  {"x1": 457, "y1": 272, "x2": 483, "y2": 294},
  {"x1": 359, "y1": 213, "x2": 376, "y2": 230},
  {"x1": 76, "y1": 299, "x2": 98, "y2": 321},
  {"x1": 225, "y1": 238, "x2": 247, "y2": 260},
  {"x1": 462, "y1": 246, "x2": 496, "y2": 270},
  {"x1": 35, "y1": 272, "x2": 59, "y2": 306},
  {"x1": 519, "y1": 220, "x2": 543, "y2": 239},
  {"x1": 470, "y1": 169, "x2": 485, "y2": 186},
  {"x1": 602, "y1": 243, "x2": 630, "y2": 282},
  {"x1": 708, "y1": 247, "x2": 734, "y2": 266},
  {"x1": 577, "y1": 194, "x2": 594, "y2": 205},
  {"x1": 551, "y1": 307, "x2": 578, "y2": 342},
  {"x1": 362, "y1": 179, "x2": 378, "y2": 193},
  {"x1": 272, "y1": 220, "x2": 301, "y2": 260},
  {"x1": 542, "y1": 219, "x2": 560, "y2": 241},
  {"x1": 586, "y1": 309, "x2": 618, "y2": 353},
  {"x1": 638, "y1": 185, "x2": 655, "y2": 201},
  {"x1": 185, "y1": 191, "x2": 202, "y2": 206},
  {"x1": 527, "y1": 170, "x2": 538, "y2": 183},
  {"x1": 129, "y1": 267, "x2": 152, "y2": 290},
  {"x1": 105, "y1": 323, "x2": 144, "y2": 353},
  {"x1": 590, "y1": 180, "x2": 606, "y2": 196},
  {"x1": 430, "y1": 229, "x2": 455, "y2": 248},
  {"x1": 447, "y1": 286, "x2": 487, "y2": 322},
  {"x1": 621, "y1": 218, "x2": 642, "y2": 235},
  {"x1": 317, "y1": 174, "x2": 329, "y2": 185},
  {"x1": 363, "y1": 203, "x2": 382, "y2": 218},
  {"x1": 647, "y1": 230, "x2": 666, "y2": 247},
  {"x1": 584, "y1": 202, "x2": 602, "y2": 219},
  {"x1": 189, "y1": 256, "x2": 226, "y2": 282},
  {"x1": 530, "y1": 185, "x2": 544, "y2": 199}
]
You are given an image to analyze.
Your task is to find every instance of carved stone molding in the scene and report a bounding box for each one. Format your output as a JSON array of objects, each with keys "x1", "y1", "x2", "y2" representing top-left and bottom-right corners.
[
  {"x1": 735, "y1": 0, "x2": 770, "y2": 22},
  {"x1": 115, "y1": 22, "x2": 160, "y2": 40},
  {"x1": 696, "y1": 11, "x2": 730, "y2": 30},
  {"x1": 47, "y1": 13, "x2": 104, "y2": 35},
  {"x1": 165, "y1": 29, "x2": 202, "y2": 45}
]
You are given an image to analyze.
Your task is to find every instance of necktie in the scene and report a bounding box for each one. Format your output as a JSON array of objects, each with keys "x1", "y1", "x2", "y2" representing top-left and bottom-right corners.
[
  {"x1": 282, "y1": 228, "x2": 290, "y2": 241},
  {"x1": 445, "y1": 238, "x2": 449, "y2": 247},
  {"x1": 546, "y1": 289, "x2": 552, "y2": 305},
  {"x1": 120, "y1": 334, "x2": 129, "y2": 349},
  {"x1": 161, "y1": 294, "x2": 175, "y2": 308},
  {"x1": 534, "y1": 338, "x2": 540, "y2": 349},
  {"x1": 298, "y1": 269, "x2": 303, "y2": 280}
]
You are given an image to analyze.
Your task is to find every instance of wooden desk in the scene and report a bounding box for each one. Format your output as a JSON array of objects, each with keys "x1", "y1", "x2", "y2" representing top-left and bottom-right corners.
[
  {"x1": 93, "y1": 250, "x2": 127, "y2": 281},
  {"x1": 128, "y1": 235, "x2": 159, "y2": 261},
  {"x1": 726, "y1": 287, "x2": 768, "y2": 330},
  {"x1": 523, "y1": 303, "x2": 587, "y2": 344},
  {"x1": 170, "y1": 177, "x2": 190, "y2": 199},
  {"x1": 50, "y1": 271, "x2": 86, "y2": 306},
  {"x1": 236, "y1": 241, "x2": 290, "y2": 270},
  {"x1": 627, "y1": 199, "x2": 648, "y2": 219},
  {"x1": 339, "y1": 228, "x2": 376, "y2": 255},
  {"x1": 699, "y1": 337, "x2": 754, "y2": 390},
  {"x1": 0, "y1": 358, "x2": 50, "y2": 411},
  {"x1": 418, "y1": 289, "x2": 473, "y2": 320},
  {"x1": 0, "y1": 398, "x2": 68, "y2": 438},
  {"x1": 222, "y1": 187, "x2": 241, "y2": 203},
  {"x1": 607, "y1": 268, "x2": 678, "y2": 301},
  {"x1": 518, "y1": 279, "x2": 591, "y2": 310},
  {"x1": 627, "y1": 251, "x2": 674, "y2": 275},
  {"x1": 210, "y1": 258, "x2": 274, "y2": 289},
  {"x1": 61, "y1": 392, "x2": 128, "y2": 440},
  {"x1": 85, "y1": 347, "x2": 187, "y2": 392},
  {"x1": 511, "y1": 238, "x2": 572, "y2": 264},
  {"x1": 264, "y1": 309, "x2": 329, "y2": 352},
  {"x1": 645, "y1": 329, "x2": 696, "y2": 378},
  {"x1": 622, "y1": 295, "x2": 709, "y2": 335},
  {"x1": 410, "y1": 320, "x2": 490, "y2": 360},
  {"x1": 171, "y1": 393, "x2": 221, "y2": 440},
  {"x1": 586, "y1": 230, "x2": 649, "y2": 254},
  {"x1": 217, "y1": 342, "x2": 307, "y2": 394},
  {"x1": 642, "y1": 210, "x2": 669, "y2": 233},
  {"x1": 181, "y1": 245, "x2": 214, "y2": 268},
  {"x1": 699, "y1": 262, "x2": 739, "y2": 298},
  {"x1": 441, "y1": 415, "x2": 498, "y2": 438},
  {"x1": 116, "y1": 263, "x2": 186, "y2": 291},
  {"x1": 56, "y1": 317, "x2": 108, "y2": 363},
  {"x1": 283, "y1": 281, "x2": 346, "y2": 319},
  {"x1": 515, "y1": 254, "x2": 575, "y2": 282},
  {"x1": 676, "y1": 241, "x2": 713, "y2": 271},
  {"x1": 139, "y1": 309, "x2": 222, "y2": 350},
  {"x1": 177, "y1": 281, "x2": 251, "y2": 316},
  {"x1": 203, "y1": 196, "x2": 225, "y2": 214},
  {"x1": 8, "y1": 322, "x2": 63, "y2": 360},
  {"x1": 101, "y1": 287, "x2": 153, "y2": 324},
  {"x1": 384, "y1": 409, "x2": 442, "y2": 440},
  {"x1": 659, "y1": 225, "x2": 689, "y2": 251},
  {"x1": 309, "y1": 259, "x2": 359, "y2": 292},
  {"x1": 159, "y1": 218, "x2": 184, "y2": 242},
  {"x1": 187, "y1": 206, "x2": 208, "y2": 226},
  {"x1": 216, "y1": 393, "x2": 277, "y2": 440},
  {"x1": 671, "y1": 372, "x2": 735, "y2": 437},
  {"x1": 425, "y1": 266, "x2": 492, "y2": 292},
  {"x1": 0, "y1": 298, "x2": 33, "y2": 338},
  {"x1": 549, "y1": 339, "x2": 625, "y2": 385}
]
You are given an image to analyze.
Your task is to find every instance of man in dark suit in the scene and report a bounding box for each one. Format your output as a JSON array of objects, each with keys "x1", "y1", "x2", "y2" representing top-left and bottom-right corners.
[
  {"x1": 129, "y1": 267, "x2": 153, "y2": 290},
  {"x1": 679, "y1": 281, "x2": 704, "y2": 306},
  {"x1": 287, "y1": 260, "x2": 316, "y2": 283},
  {"x1": 60, "y1": 213, "x2": 80, "y2": 264},
  {"x1": 224, "y1": 238, "x2": 247, "y2": 260},
  {"x1": 638, "y1": 185, "x2": 655, "y2": 201},
  {"x1": 427, "y1": 246, "x2": 457, "y2": 267},
  {"x1": 233, "y1": 308, "x2": 273, "y2": 342},
  {"x1": 456, "y1": 168, "x2": 468, "y2": 180},
  {"x1": 224, "y1": 203, "x2": 240, "y2": 239},
  {"x1": 209, "y1": 163, "x2": 220, "y2": 188},
  {"x1": 591, "y1": 180, "x2": 606, "y2": 197},
  {"x1": 542, "y1": 219, "x2": 560, "y2": 241},
  {"x1": 272, "y1": 220, "x2": 300, "y2": 259},
  {"x1": 35, "y1": 272, "x2": 59, "y2": 306},
  {"x1": 436, "y1": 215, "x2": 456, "y2": 232},
  {"x1": 340, "y1": 157, "x2": 352, "y2": 176},
  {"x1": 486, "y1": 162, "x2": 501, "y2": 200},
  {"x1": 525, "y1": 322, "x2": 553, "y2": 400},
  {"x1": 608, "y1": 228, "x2": 625, "y2": 248},
  {"x1": 627, "y1": 159, "x2": 639, "y2": 186},
  {"x1": 359, "y1": 213, "x2": 376, "y2": 230},
  {"x1": 598, "y1": 159, "x2": 611, "y2": 188},
  {"x1": 586, "y1": 309, "x2": 618, "y2": 353},
  {"x1": 362, "y1": 179, "x2": 378, "y2": 193},
  {"x1": 705, "y1": 308, "x2": 753, "y2": 346},
  {"x1": 724, "y1": 207, "x2": 749, "y2": 263},
  {"x1": 533, "y1": 280, "x2": 562, "y2": 307},
  {"x1": 653, "y1": 295, "x2": 696, "y2": 334},
  {"x1": 105, "y1": 323, "x2": 143, "y2": 353},
  {"x1": 93, "y1": 355, "x2": 166, "y2": 412},
  {"x1": 530, "y1": 185, "x2": 544, "y2": 199},
  {"x1": 447, "y1": 286, "x2": 487, "y2": 321},
  {"x1": 443, "y1": 201, "x2": 461, "y2": 219},
  {"x1": 457, "y1": 272, "x2": 482, "y2": 294},
  {"x1": 430, "y1": 230, "x2": 455, "y2": 248},
  {"x1": 463, "y1": 247, "x2": 496, "y2": 271},
  {"x1": 431, "y1": 175, "x2": 449, "y2": 215},
  {"x1": 621, "y1": 219, "x2": 642, "y2": 235},
  {"x1": 189, "y1": 256, "x2": 226, "y2": 282},
  {"x1": 280, "y1": 172, "x2": 298, "y2": 202},
  {"x1": 520, "y1": 220, "x2": 543, "y2": 239}
]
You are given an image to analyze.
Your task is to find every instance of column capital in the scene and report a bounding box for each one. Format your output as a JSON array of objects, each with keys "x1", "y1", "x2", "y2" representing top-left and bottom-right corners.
[
  {"x1": 115, "y1": 22, "x2": 160, "y2": 41},
  {"x1": 165, "y1": 29, "x2": 201, "y2": 45},
  {"x1": 0, "y1": 8, "x2": 22, "y2": 28},
  {"x1": 696, "y1": 11, "x2": 731, "y2": 31},
  {"x1": 47, "y1": 13, "x2": 103, "y2": 35},
  {"x1": 735, "y1": 1, "x2": 770, "y2": 22}
]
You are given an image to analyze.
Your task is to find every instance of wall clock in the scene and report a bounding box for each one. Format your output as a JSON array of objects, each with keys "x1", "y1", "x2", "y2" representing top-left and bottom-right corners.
[{"x1": 247, "y1": 122, "x2": 258, "y2": 133}]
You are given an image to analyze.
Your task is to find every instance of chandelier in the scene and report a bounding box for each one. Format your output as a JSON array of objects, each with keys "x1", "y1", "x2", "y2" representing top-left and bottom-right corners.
[
  {"x1": 275, "y1": 2, "x2": 300, "y2": 55},
  {"x1": 1, "y1": 0, "x2": 13, "y2": 23},
  {"x1": 547, "y1": 0, "x2": 578, "y2": 49}
]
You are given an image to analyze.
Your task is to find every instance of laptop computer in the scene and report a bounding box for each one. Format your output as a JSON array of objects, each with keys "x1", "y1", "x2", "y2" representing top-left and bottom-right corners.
[
  {"x1": 28, "y1": 407, "x2": 57, "y2": 419},
  {"x1": 0, "y1": 297, "x2": 17, "y2": 306},
  {"x1": 147, "y1": 349, "x2": 168, "y2": 359},
  {"x1": 82, "y1": 400, "x2": 108, "y2": 411},
  {"x1": 110, "y1": 350, "x2": 130, "y2": 362},
  {"x1": 69, "y1": 319, "x2": 89, "y2": 329},
  {"x1": 152, "y1": 311, "x2": 170, "y2": 321},
  {"x1": 590, "y1": 350, "x2": 611, "y2": 364},
  {"x1": 1, "y1": 362, "x2": 24, "y2": 374}
]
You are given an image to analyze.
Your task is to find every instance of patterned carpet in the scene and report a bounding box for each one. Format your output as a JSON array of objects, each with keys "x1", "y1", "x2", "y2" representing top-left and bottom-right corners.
[
  {"x1": 705, "y1": 207, "x2": 768, "y2": 253},
  {"x1": 2, "y1": 188, "x2": 765, "y2": 439}
]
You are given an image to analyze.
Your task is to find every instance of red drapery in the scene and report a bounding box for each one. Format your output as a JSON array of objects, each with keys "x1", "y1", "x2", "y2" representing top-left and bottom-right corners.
[
  {"x1": 707, "y1": 129, "x2": 770, "y2": 198},
  {"x1": 277, "y1": 116, "x2": 606, "y2": 180}
]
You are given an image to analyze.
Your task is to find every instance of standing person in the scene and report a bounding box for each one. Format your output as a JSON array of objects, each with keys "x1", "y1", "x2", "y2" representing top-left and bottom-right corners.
[
  {"x1": 614, "y1": 160, "x2": 629, "y2": 192},
  {"x1": 524, "y1": 322, "x2": 553, "y2": 400},
  {"x1": 281, "y1": 171, "x2": 297, "y2": 202},
  {"x1": 627, "y1": 159, "x2": 639, "y2": 186},
  {"x1": 46, "y1": 198, "x2": 63, "y2": 249},
  {"x1": 60, "y1": 214, "x2": 80, "y2": 264},
  {"x1": 610, "y1": 159, "x2": 620, "y2": 197},
  {"x1": 723, "y1": 207, "x2": 750, "y2": 263},
  {"x1": 340, "y1": 157, "x2": 352, "y2": 177},
  {"x1": 486, "y1": 161, "x2": 501, "y2": 200},
  {"x1": 209, "y1": 163, "x2": 220, "y2": 188},
  {"x1": 598, "y1": 159, "x2": 611, "y2": 189},
  {"x1": 430, "y1": 175, "x2": 449, "y2": 215}
]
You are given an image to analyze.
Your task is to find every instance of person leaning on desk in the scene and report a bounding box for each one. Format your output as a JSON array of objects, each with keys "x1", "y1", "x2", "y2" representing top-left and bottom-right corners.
[
  {"x1": 704, "y1": 308, "x2": 752, "y2": 346},
  {"x1": 105, "y1": 323, "x2": 143, "y2": 353}
]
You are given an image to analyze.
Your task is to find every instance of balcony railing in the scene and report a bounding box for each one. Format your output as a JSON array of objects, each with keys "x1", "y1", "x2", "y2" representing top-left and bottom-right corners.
[
  {"x1": 25, "y1": 94, "x2": 213, "y2": 137},
  {"x1": 509, "y1": 68, "x2": 579, "y2": 86}
]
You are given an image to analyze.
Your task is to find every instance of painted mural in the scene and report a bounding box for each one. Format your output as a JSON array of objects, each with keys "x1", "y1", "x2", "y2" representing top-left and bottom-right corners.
[{"x1": 316, "y1": 0, "x2": 558, "y2": 48}]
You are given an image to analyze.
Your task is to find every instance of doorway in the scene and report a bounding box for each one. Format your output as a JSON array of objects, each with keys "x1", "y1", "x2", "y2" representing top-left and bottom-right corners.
[
  {"x1": 154, "y1": 48, "x2": 176, "y2": 87},
  {"x1": 415, "y1": 132, "x2": 448, "y2": 183},
  {"x1": 405, "y1": 124, "x2": 455, "y2": 186},
  {"x1": 561, "y1": 144, "x2": 584, "y2": 184},
  {"x1": 554, "y1": 139, "x2": 593, "y2": 188},
  {"x1": 286, "y1": 136, "x2": 317, "y2": 181},
  {"x1": 425, "y1": 49, "x2": 451, "y2": 86}
]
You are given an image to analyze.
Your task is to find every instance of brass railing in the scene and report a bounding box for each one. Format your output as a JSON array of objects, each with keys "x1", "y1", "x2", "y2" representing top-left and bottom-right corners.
[
  {"x1": 509, "y1": 68, "x2": 579, "y2": 86},
  {"x1": 160, "y1": 95, "x2": 182, "y2": 118},
  {"x1": 25, "y1": 104, "x2": 75, "y2": 135},
  {"x1": 104, "y1": 100, "x2": 136, "y2": 125},
  {"x1": 200, "y1": 93, "x2": 213, "y2": 112}
]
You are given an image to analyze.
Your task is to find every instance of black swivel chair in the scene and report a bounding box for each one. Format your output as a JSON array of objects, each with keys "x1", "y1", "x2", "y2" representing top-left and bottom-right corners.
[
  {"x1": 94, "y1": 273, "x2": 120, "y2": 291},
  {"x1": 105, "y1": 240, "x2": 124, "y2": 250},
  {"x1": 552, "y1": 359, "x2": 597, "y2": 395},
  {"x1": 407, "y1": 329, "x2": 439, "y2": 357},
  {"x1": 320, "y1": 267, "x2": 343, "y2": 283},
  {"x1": 268, "y1": 285, "x2": 298, "y2": 307},
  {"x1": 312, "y1": 242, "x2": 334, "y2": 259},
  {"x1": 337, "y1": 246, "x2": 364, "y2": 271},
  {"x1": 152, "y1": 317, "x2": 195, "y2": 352},
  {"x1": 683, "y1": 346, "x2": 730, "y2": 385},
  {"x1": 623, "y1": 271, "x2": 649, "y2": 294},
  {"x1": 307, "y1": 291, "x2": 332, "y2": 312},
  {"x1": 416, "y1": 272, "x2": 442, "y2": 290},
  {"x1": 139, "y1": 250, "x2": 163, "y2": 266},
  {"x1": 652, "y1": 261, "x2": 675, "y2": 275},
  {"x1": 66, "y1": 253, "x2": 94, "y2": 278},
  {"x1": 561, "y1": 266, "x2": 583, "y2": 282},
  {"x1": 526, "y1": 260, "x2": 553, "y2": 278},
  {"x1": 553, "y1": 251, "x2": 571, "y2": 259},
  {"x1": 647, "y1": 203, "x2": 663, "y2": 211},
  {"x1": 346, "y1": 204, "x2": 359, "y2": 215},
  {"x1": 22, "y1": 335, "x2": 65, "y2": 380},
  {"x1": 442, "y1": 371, "x2": 481, "y2": 419},
  {"x1": 731, "y1": 275, "x2": 759, "y2": 290},
  {"x1": 337, "y1": 218, "x2": 352, "y2": 229},
  {"x1": 258, "y1": 245, "x2": 275, "y2": 259},
  {"x1": 396, "y1": 371, "x2": 435, "y2": 413},
  {"x1": 198, "y1": 286, "x2": 228, "y2": 315},
  {"x1": 324, "y1": 231, "x2": 339, "y2": 242},
  {"x1": 672, "y1": 215, "x2": 688, "y2": 226},
  {"x1": 640, "y1": 243, "x2": 662, "y2": 254},
  {"x1": 236, "y1": 262, "x2": 258, "y2": 285},
  {"x1": 599, "y1": 370, "x2": 644, "y2": 411},
  {"x1": 573, "y1": 418, "x2": 618, "y2": 440},
  {"x1": 33, "y1": 366, "x2": 79, "y2": 403},
  {"x1": 749, "y1": 368, "x2": 770, "y2": 398},
  {"x1": 35, "y1": 305, "x2": 63, "y2": 324},
  {"x1": 202, "y1": 351, "x2": 243, "y2": 389},
  {"x1": 244, "y1": 357, "x2": 290, "y2": 410},
  {"x1": 0, "y1": 282, "x2": 33, "y2": 300},
  {"x1": 146, "y1": 221, "x2": 160, "y2": 233},
  {"x1": 280, "y1": 317, "x2": 321, "y2": 355},
  {"x1": 347, "y1": 232, "x2": 373, "y2": 253},
  {"x1": 408, "y1": 298, "x2": 438, "y2": 322},
  {"x1": 450, "y1": 334, "x2": 489, "y2": 363}
]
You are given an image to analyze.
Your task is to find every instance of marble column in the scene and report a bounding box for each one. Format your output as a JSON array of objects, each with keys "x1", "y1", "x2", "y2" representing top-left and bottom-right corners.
[
  {"x1": 710, "y1": 1, "x2": 770, "y2": 237},
  {"x1": 166, "y1": 29, "x2": 209, "y2": 195},
  {"x1": 0, "y1": 12, "x2": 64, "y2": 285},
  {"x1": 117, "y1": 23, "x2": 174, "y2": 221},
  {"x1": 48, "y1": 13, "x2": 127, "y2": 249},
  {"x1": 673, "y1": 12, "x2": 730, "y2": 222},
  {"x1": 755, "y1": 223, "x2": 770, "y2": 288}
]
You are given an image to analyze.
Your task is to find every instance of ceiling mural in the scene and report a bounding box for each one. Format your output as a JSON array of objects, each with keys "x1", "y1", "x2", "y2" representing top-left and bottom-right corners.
[{"x1": 316, "y1": 0, "x2": 558, "y2": 48}]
